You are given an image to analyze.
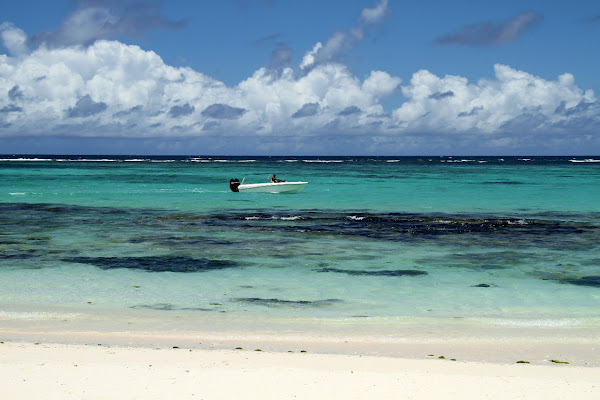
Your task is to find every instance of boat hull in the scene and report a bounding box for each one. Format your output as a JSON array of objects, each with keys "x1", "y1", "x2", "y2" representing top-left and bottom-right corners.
[{"x1": 238, "y1": 182, "x2": 307, "y2": 193}]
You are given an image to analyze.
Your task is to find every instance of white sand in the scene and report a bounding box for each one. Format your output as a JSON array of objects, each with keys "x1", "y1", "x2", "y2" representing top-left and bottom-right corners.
[
  {"x1": 2, "y1": 311, "x2": 600, "y2": 398},
  {"x1": 1, "y1": 341, "x2": 599, "y2": 400}
]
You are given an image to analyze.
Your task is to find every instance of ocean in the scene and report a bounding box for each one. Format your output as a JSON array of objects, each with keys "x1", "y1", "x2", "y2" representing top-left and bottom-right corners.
[{"x1": 1, "y1": 155, "x2": 599, "y2": 346}]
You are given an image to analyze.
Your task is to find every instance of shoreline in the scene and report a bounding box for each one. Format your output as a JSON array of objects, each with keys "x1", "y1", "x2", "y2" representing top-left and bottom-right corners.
[
  {"x1": 1, "y1": 340, "x2": 599, "y2": 399},
  {"x1": 2, "y1": 325, "x2": 599, "y2": 367},
  {"x1": 2, "y1": 307, "x2": 600, "y2": 366},
  {"x1": 2, "y1": 309, "x2": 600, "y2": 398}
]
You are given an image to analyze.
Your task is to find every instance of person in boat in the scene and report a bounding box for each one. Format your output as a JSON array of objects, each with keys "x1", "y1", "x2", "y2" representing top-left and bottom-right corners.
[{"x1": 270, "y1": 174, "x2": 286, "y2": 183}]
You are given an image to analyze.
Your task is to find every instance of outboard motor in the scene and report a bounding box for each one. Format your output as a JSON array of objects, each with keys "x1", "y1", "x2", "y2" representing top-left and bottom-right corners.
[{"x1": 230, "y1": 178, "x2": 240, "y2": 192}]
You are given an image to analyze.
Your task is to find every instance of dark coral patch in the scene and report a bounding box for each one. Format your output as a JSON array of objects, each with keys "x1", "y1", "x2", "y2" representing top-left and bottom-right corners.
[
  {"x1": 0, "y1": 251, "x2": 39, "y2": 260},
  {"x1": 130, "y1": 303, "x2": 214, "y2": 311},
  {"x1": 233, "y1": 297, "x2": 342, "y2": 308},
  {"x1": 559, "y1": 276, "x2": 600, "y2": 288},
  {"x1": 482, "y1": 181, "x2": 527, "y2": 185},
  {"x1": 317, "y1": 267, "x2": 427, "y2": 277},
  {"x1": 62, "y1": 256, "x2": 239, "y2": 272}
]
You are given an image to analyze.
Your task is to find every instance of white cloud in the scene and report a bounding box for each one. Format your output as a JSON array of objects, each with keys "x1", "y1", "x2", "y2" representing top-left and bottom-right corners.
[
  {"x1": 360, "y1": 0, "x2": 389, "y2": 25},
  {"x1": 300, "y1": 42, "x2": 323, "y2": 71},
  {"x1": 300, "y1": 0, "x2": 390, "y2": 72},
  {"x1": 30, "y1": 0, "x2": 186, "y2": 48},
  {"x1": 0, "y1": 24, "x2": 598, "y2": 154},
  {"x1": 0, "y1": 22, "x2": 29, "y2": 56},
  {"x1": 0, "y1": 39, "x2": 403, "y2": 138},
  {"x1": 392, "y1": 64, "x2": 597, "y2": 139},
  {"x1": 362, "y1": 70, "x2": 401, "y2": 100}
]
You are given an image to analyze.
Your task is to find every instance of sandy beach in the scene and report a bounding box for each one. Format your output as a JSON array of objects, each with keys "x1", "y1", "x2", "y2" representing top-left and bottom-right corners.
[
  {"x1": 2, "y1": 308, "x2": 600, "y2": 399},
  {"x1": 1, "y1": 335, "x2": 599, "y2": 400}
]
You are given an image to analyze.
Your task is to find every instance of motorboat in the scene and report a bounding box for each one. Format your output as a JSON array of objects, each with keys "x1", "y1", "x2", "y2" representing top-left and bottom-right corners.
[{"x1": 229, "y1": 178, "x2": 307, "y2": 193}]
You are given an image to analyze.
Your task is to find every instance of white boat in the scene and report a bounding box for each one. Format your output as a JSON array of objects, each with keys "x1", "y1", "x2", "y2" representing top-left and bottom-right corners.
[{"x1": 230, "y1": 178, "x2": 307, "y2": 193}]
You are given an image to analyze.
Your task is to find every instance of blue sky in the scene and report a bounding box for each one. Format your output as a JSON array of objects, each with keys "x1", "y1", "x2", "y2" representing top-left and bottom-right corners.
[{"x1": 1, "y1": 0, "x2": 599, "y2": 155}]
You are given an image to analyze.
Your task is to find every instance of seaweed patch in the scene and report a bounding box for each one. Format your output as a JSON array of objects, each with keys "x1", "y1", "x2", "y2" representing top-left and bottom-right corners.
[
  {"x1": 3, "y1": 204, "x2": 598, "y2": 253},
  {"x1": 233, "y1": 297, "x2": 342, "y2": 308},
  {"x1": 482, "y1": 181, "x2": 527, "y2": 185},
  {"x1": 130, "y1": 303, "x2": 214, "y2": 311},
  {"x1": 557, "y1": 276, "x2": 600, "y2": 288},
  {"x1": 317, "y1": 267, "x2": 427, "y2": 277},
  {"x1": 62, "y1": 256, "x2": 240, "y2": 272},
  {"x1": 0, "y1": 250, "x2": 39, "y2": 260},
  {"x1": 130, "y1": 303, "x2": 177, "y2": 311},
  {"x1": 423, "y1": 251, "x2": 530, "y2": 270},
  {"x1": 128, "y1": 235, "x2": 239, "y2": 248}
]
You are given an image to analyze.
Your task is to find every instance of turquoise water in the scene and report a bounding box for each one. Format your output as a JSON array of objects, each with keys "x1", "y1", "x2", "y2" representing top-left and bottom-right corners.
[{"x1": 1, "y1": 155, "x2": 599, "y2": 328}]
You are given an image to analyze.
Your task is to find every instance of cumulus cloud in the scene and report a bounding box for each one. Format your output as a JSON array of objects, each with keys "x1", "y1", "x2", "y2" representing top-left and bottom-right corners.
[
  {"x1": 458, "y1": 106, "x2": 483, "y2": 118},
  {"x1": 1, "y1": 104, "x2": 23, "y2": 113},
  {"x1": 30, "y1": 0, "x2": 186, "y2": 48},
  {"x1": 555, "y1": 100, "x2": 599, "y2": 116},
  {"x1": 114, "y1": 105, "x2": 143, "y2": 118},
  {"x1": 169, "y1": 103, "x2": 195, "y2": 118},
  {"x1": 428, "y1": 91, "x2": 454, "y2": 100},
  {"x1": 201, "y1": 104, "x2": 247, "y2": 119},
  {"x1": 300, "y1": 0, "x2": 389, "y2": 71},
  {"x1": 0, "y1": 22, "x2": 29, "y2": 56},
  {"x1": 8, "y1": 85, "x2": 24, "y2": 100},
  {"x1": 392, "y1": 64, "x2": 598, "y2": 140},
  {"x1": 338, "y1": 106, "x2": 362, "y2": 116},
  {"x1": 0, "y1": 13, "x2": 598, "y2": 154},
  {"x1": 0, "y1": 37, "x2": 404, "y2": 139},
  {"x1": 67, "y1": 95, "x2": 108, "y2": 118},
  {"x1": 436, "y1": 11, "x2": 543, "y2": 46},
  {"x1": 292, "y1": 103, "x2": 320, "y2": 118}
]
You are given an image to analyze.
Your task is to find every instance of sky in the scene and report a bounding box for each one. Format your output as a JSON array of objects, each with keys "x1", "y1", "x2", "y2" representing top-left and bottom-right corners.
[{"x1": 1, "y1": 0, "x2": 599, "y2": 155}]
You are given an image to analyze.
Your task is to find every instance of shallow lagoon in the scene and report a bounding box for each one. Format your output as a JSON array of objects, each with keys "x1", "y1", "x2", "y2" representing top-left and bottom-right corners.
[{"x1": 1, "y1": 156, "x2": 599, "y2": 339}]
